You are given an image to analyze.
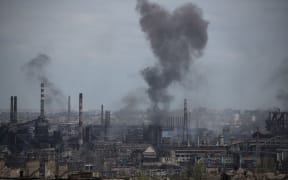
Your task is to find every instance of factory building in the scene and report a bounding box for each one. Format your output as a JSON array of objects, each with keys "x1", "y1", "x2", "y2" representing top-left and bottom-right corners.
[
  {"x1": 266, "y1": 110, "x2": 288, "y2": 135},
  {"x1": 0, "y1": 83, "x2": 288, "y2": 178}
]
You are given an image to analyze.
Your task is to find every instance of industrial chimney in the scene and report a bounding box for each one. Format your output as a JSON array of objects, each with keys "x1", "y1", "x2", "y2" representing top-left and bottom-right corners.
[
  {"x1": 182, "y1": 98, "x2": 188, "y2": 145},
  {"x1": 105, "y1": 110, "x2": 110, "y2": 128},
  {"x1": 104, "y1": 110, "x2": 110, "y2": 140},
  {"x1": 68, "y1": 96, "x2": 71, "y2": 121},
  {"x1": 40, "y1": 80, "x2": 45, "y2": 118},
  {"x1": 101, "y1": 104, "x2": 104, "y2": 126},
  {"x1": 13, "y1": 96, "x2": 17, "y2": 123},
  {"x1": 79, "y1": 93, "x2": 83, "y2": 146},
  {"x1": 10, "y1": 96, "x2": 14, "y2": 123}
]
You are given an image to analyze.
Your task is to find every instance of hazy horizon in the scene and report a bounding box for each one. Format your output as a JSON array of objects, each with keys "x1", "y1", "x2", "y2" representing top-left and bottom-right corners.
[{"x1": 0, "y1": 0, "x2": 288, "y2": 112}]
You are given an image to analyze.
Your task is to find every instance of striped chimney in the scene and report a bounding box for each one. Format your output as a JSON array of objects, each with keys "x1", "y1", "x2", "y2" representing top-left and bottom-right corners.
[{"x1": 79, "y1": 93, "x2": 83, "y2": 146}]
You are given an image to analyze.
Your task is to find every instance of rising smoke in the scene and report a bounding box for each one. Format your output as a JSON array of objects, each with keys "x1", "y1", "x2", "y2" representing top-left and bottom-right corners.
[
  {"x1": 136, "y1": 0, "x2": 208, "y2": 123},
  {"x1": 114, "y1": 88, "x2": 149, "y2": 124},
  {"x1": 22, "y1": 54, "x2": 66, "y2": 109},
  {"x1": 120, "y1": 88, "x2": 148, "y2": 111},
  {"x1": 273, "y1": 58, "x2": 288, "y2": 110}
]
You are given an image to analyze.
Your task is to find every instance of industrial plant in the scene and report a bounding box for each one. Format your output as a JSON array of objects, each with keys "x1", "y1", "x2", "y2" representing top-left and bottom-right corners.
[
  {"x1": 0, "y1": 0, "x2": 288, "y2": 179},
  {"x1": 0, "y1": 81, "x2": 287, "y2": 179}
]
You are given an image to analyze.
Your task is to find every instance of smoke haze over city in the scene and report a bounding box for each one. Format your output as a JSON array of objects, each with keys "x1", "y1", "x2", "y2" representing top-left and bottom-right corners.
[
  {"x1": 1, "y1": 1, "x2": 288, "y2": 179},
  {"x1": 0, "y1": 0, "x2": 288, "y2": 111}
]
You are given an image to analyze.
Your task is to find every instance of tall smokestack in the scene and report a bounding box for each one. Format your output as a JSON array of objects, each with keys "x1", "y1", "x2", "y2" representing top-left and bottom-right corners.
[
  {"x1": 40, "y1": 80, "x2": 45, "y2": 118},
  {"x1": 105, "y1": 110, "x2": 111, "y2": 128},
  {"x1": 104, "y1": 110, "x2": 110, "y2": 140},
  {"x1": 10, "y1": 96, "x2": 14, "y2": 123},
  {"x1": 172, "y1": 116, "x2": 175, "y2": 129},
  {"x1": 79, "y1": 93, "x2": 83, "y2": 146},
  {"x1": 183, "y1": 98, "x2": 188, "y2": 145},
  {"x1": 13, "y1": 96, "x2": 17, "y2": 123},
  {"x1": 68, "y1": 96, "x2": 71, "y2": 121},
  {"x1": 101, "y1": 104, "x2": 104, "y2": 126}
]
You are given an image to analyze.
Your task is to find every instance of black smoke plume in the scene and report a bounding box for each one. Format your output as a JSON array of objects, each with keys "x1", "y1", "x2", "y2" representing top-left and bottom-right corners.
[
  {"x1": 22, "y1": 54, "x2": 65, "y2": 109},
  {"x1": 136, "y1": 0, "x2": 208, "y2": 123},
  {"x1": 115, "y1": 88, "x2": 149, "y2": 124},
  {"x1": 273, "y1": 58, "x2": 288, "y2": 110}
]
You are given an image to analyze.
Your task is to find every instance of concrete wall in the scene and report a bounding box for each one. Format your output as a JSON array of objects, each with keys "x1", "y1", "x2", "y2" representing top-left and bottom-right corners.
[
  {"x1": 25, "y1": 160, "x2": 40, "y2": 177},
  {"x1": 45, "y1": 160, "x2": 56, "y2": 178},
  {"x1": 58, "y1": 164, "x2": 68, "y2": 179},
  {"x1": 0, "y1": 160, "x2": 20, "y2": 178}
]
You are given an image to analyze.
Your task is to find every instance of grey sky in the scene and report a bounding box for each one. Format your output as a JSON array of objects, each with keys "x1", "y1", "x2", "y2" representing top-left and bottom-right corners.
[{"x1": 0, "y1": 0, "x2": 287, "y2": 111}]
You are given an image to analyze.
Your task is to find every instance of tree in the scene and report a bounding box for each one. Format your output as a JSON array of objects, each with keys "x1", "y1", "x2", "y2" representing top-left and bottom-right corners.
[
  {"x1": 135, "y1": 170, "x2": 150, "y2": 180},
  {"x1": 193, "y1": 160, "x2": 205, "y2": 180}
]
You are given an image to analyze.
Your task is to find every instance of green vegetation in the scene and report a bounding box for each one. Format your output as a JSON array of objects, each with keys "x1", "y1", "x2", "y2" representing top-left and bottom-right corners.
[
  {"x1": 261, "y1": 156, "x2": 276, "y2": 172},
  {"x1": 135, "y1": 170, "x2": 150, "y2": 180},
  {"x1": 192, "y1": 160, "x2": 205, "y2": 180}
]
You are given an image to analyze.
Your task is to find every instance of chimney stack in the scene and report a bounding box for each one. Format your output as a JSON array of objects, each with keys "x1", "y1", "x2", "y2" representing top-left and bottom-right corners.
[
  {"x1": 14, "y1": 96, "x2": 17, "y2": 123},
  {"x1": 10, "y1": 96, "x2": 14, "y2": 123},
  {"x1": 79, "y1": 93, "x2": 83, "y2": 146},
  {"x1": 105, "y1": 110, "x2": 110, "y2": 127},
  {"x1": 40, "y1": 80, "x2": 45, "y2": 118},
  {"x1": 101, "y1": 104, "x2": 104, "y2": 126},
  {"x1": 182, "y1": 98, "x2": 188, "y2": 145},
  {"x1": 68, "y1": 96, "x2": 71, "y2": 121},
  {"x1": 104, "y1": 110, "x2": 110, "y2": 140}
]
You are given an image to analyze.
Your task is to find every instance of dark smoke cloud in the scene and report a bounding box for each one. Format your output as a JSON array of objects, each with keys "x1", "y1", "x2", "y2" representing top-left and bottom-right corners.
[
  {"x1": 136, "y1": 0, "x2": 208, "y2": 122},
  {"x1": 273, "y1": 58, "x2": 288, "y2": 110},
  {"x1": 22, "y1": 54, "x2": 65, "y2": 109},
  {"x1": 276, "y1": 90, "x2": 288, "y2": 109},
  {"x1": 114, "y1": 88, "x2": 148, "y2": 124},
  {"x1": 121, "y1": 90, "x2": 147, "y2": 110}
]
